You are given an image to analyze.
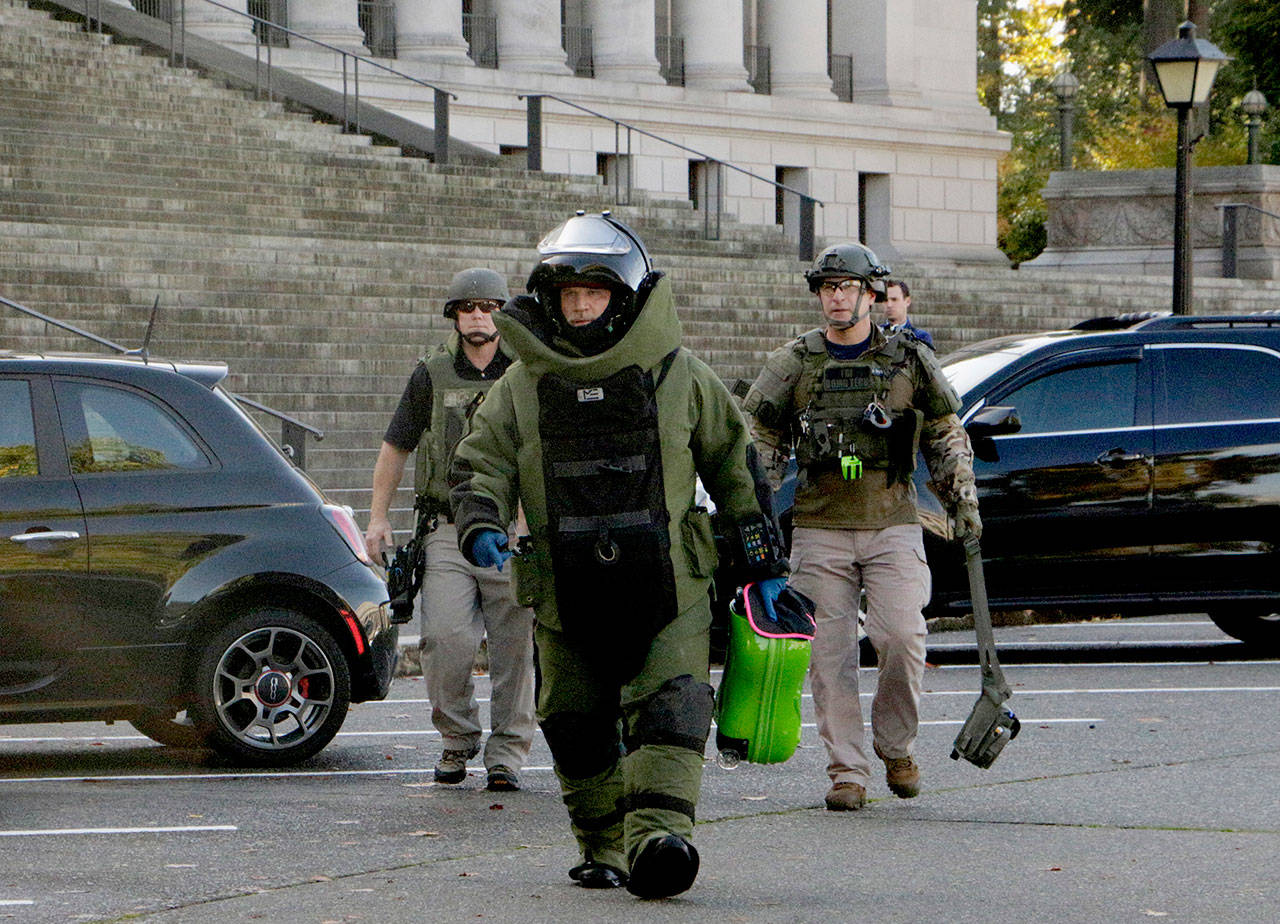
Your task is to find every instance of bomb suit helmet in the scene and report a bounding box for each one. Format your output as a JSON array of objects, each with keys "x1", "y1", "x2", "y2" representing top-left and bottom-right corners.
[
  {"x1": 526, "y1": 211, "x2": 654, "y2": 352},
  {"x1": 803, "y1": 242, "x2": 891, "y2": 301},
  {"x1": 443, "y1": 267, "x2": 510, "y2": 319}
]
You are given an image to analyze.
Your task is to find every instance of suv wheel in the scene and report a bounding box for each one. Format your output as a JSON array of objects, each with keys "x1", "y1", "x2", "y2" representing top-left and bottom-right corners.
[
  {"x1": 129, "y1": 709, "x2": 205, "y2": 750},
  {"x1": 191, "y1": 608, "x2": 351, "y2": 767},
  {"x1": 1207, "y1": 609, "x2": 1280, "y2": 651}
]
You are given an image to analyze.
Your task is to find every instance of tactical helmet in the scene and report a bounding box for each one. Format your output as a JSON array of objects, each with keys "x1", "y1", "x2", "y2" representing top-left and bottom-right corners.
[
  {"x1": 443, "y1": 267, "x2": 510, "y2": 319},
  {"x1": 525, "y1": 211, "x2": 655, "y2": 353},
  {"x1": 804, "y1": 242, "x2": 891, "y2": 295}
]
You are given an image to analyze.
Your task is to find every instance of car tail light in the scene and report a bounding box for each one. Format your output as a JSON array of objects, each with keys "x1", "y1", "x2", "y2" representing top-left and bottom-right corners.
[
  {"x1": 341, "y1": 609, "x2": 367, "y2": 656},
  {"x1": 322, "y1": 504, "x2": 372, "y2": 564}
]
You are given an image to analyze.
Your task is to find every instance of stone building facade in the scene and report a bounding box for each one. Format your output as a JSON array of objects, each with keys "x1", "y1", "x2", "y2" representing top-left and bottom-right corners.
[{"x1": 170, "y1": 0, "x2": 1009, "y2": 264}]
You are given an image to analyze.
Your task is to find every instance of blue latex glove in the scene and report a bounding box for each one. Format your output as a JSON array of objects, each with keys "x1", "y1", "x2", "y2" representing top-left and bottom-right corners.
[
  {"x1": 470, "y1": 529, "x2": 511, "y2": 571},
  {"x1": 757, "y1": 577, "x2": 788, "y2": 622}
]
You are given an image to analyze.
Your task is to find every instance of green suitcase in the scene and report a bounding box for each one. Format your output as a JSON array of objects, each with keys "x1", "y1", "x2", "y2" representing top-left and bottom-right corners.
[{"x1": 714, "y1": 582, "x2": 816, "y2": 766}]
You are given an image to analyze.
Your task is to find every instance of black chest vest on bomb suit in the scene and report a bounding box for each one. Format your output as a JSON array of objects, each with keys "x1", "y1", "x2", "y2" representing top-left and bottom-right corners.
[{"x1": 536, "y1": 354, "x2": 679, "y2": 667}]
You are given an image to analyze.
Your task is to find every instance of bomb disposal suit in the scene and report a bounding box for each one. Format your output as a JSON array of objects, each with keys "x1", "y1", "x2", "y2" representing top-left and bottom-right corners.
[
  {"x1": 743, "y1": 242, "x2": 979, "y2": 808},
  {"x1": 449, "y1": 213, "x2": 785, "y2": 899}
]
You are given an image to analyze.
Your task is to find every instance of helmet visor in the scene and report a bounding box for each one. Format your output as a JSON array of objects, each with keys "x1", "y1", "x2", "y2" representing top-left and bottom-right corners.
[{"x1": 537, "y1": 217, "x2": 633, "y2": 256}]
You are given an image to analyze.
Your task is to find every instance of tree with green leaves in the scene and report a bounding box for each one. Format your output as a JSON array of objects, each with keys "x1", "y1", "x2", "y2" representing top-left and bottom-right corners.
[{"x1": 985, "y1": 0, "x2": 1277, "y2": 264}]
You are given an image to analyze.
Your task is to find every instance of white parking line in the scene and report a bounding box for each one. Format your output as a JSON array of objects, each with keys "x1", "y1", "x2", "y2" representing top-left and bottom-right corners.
[
  {"x1": 0, "y1": 825, "x2": 236, "y2": 836},
  {"x1": 0, "y1": 900, "x2": 35, "y2": 906}
]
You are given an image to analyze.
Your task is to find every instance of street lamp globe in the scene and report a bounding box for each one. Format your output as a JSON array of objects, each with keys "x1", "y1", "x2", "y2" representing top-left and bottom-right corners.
[
  {"x1": 1242, "y1": 88, "x2": 1269, "y2": 117},
  {"x1": 1148, "y1": 21, "x2": 1229, "y2": 108},
  {"x1": 1051, "y1": 70, "x2": 1079, "y2": 103}
]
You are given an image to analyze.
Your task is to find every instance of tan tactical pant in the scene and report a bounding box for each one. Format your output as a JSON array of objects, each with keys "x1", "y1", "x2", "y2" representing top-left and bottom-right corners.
[
  {"x1": 789, "y1": 524, "x2": 931, "y2": 787},
  {"x1": 420, "y1": 523, "x2": 536, "y2": 770}
]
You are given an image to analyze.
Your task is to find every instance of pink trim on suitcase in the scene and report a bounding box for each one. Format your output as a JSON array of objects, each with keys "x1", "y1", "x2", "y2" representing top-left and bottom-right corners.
[{"x1": 742, "y1": 582, "x2": 817, "y2": 640}]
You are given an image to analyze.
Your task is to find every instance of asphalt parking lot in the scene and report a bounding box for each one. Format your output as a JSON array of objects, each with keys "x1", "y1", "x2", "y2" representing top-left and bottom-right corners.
[{"x1": 1, "y1": 614, "x2": 1277, "y2": 923}]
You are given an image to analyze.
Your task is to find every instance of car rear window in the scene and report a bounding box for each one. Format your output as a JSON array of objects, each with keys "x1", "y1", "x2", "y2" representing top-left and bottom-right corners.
[
  {"x1": 0, "y1": 379, "x2": 37, "y2": 478},
  {"x1": 57, "y1": 381, "x2": 211, "y2": 473},
  {"x1": 1154, "y1": 345, "x2": 1280, "y2": 425}
]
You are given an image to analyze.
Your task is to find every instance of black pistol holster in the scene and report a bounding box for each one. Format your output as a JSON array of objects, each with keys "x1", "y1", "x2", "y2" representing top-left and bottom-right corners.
[
  {"x1": 383, "y1": 498, "x2": 438, "y2": 625},
  {"x1": 951, "y1": 536, "x2": 1021, "y2": 768}
]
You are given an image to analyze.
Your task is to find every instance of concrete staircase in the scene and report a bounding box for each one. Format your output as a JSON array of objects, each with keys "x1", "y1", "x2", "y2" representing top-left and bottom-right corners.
[{"x1": 2, "y1": 0, "x2": 1278, "y2": 536}]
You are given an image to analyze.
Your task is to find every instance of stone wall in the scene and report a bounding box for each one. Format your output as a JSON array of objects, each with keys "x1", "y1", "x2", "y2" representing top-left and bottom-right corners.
[{"x1": 1028, "y1": 165, "x2": 1280, "y2": 280}]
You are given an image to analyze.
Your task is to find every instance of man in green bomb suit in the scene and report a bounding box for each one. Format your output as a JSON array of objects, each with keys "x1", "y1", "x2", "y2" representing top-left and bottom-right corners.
[{"x1": 448, "y1": 212, "x2": 788, "y2": 899}]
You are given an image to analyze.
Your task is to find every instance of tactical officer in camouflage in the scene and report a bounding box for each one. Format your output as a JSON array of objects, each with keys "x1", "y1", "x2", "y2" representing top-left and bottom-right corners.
[
  {"x1": 742, "y1": 242, "x2": 981, "y2": 812},
  {"x1": 449, "y1": 213, "x2": 787, "y2": 899},
  {"x1": 363, "y1": 267, "x2": 535, "y2": 792}
]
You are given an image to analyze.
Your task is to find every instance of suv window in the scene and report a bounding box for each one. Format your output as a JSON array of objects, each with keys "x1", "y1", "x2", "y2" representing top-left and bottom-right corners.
[
  {"x1": 56, "y1": 381, "x2": 211, "y2": 473},
  {"x1": 0, "y1": 379, "x2": 38, "y2": 478},
  {"x1": 1154, "y1": 345, "x2": 1280, "y2": 425},
  {"x1": 997, "y1": 360, "x2": 1138, "y2": 435}
]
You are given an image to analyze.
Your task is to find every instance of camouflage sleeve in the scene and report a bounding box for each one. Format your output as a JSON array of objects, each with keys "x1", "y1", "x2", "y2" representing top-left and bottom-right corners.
[
  {"x1": 920, "y1": 412, "x2": 977, "y2": 511},
  {"x1": 741, "y1": 343, "x2": 801, "y2": 492}
]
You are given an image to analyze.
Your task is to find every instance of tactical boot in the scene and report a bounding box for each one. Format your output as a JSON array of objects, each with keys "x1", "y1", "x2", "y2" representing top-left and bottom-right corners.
[
  {"x1": 626, "y1": 834, "x2": 700, "y2": 899},
  {"x1": 824, "y1": 781, "x2": 867, "y2": 811},
  {"x1": 569, "y1": 861, "x2": 627, "y2": 889},
  {"x1": 485, "y1": 765, "x2": 520, "y2": 792},
  {"x1": 878, "y1": 750, "x2": 921, "y2": 799},
  {"x1": 434, "y1": 744, "x2": 480, "y2": 784}
]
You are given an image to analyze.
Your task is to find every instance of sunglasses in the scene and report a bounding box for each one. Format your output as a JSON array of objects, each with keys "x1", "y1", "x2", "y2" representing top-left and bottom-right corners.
[{"x1": 454, "y1": 301, "x2": 501, "y2": 314}]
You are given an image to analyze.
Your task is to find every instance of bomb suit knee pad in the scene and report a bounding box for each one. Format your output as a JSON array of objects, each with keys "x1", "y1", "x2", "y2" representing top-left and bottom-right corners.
[{"x1": 625, "y1": 675, "x2": 715, "y2": 754}]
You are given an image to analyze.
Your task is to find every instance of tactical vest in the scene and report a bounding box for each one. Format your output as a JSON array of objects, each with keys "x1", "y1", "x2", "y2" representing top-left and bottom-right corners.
[
  {"x1": 413, "y1": 343, "x2": 501, "y2": 512},
  {"x1": 536, "y1": 357, "x2": 679, "y2": 669},
  {"x1": 792, "y1": 330, "x2": 923, "y2": 484}
]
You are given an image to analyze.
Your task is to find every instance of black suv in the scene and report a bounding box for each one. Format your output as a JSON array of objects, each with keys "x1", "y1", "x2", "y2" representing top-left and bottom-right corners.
[
  {"x1": 1, "y1": 345, "x2": 399, "y2": 765},
  {"x1": 915, "y1": 313, "x2": 1280, "y2": 648}
]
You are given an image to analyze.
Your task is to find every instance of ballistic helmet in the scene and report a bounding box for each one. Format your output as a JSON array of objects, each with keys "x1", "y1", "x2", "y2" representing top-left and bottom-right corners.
[
  {"x1": 443, "y1": 267, "x2": 510, "y2": 319},
  {"x1": 526, "y1": 211, "x2": 654, "y2": 353},
  {"x1": 804, "y1": 242, "x2": 891, "y2": 300}
]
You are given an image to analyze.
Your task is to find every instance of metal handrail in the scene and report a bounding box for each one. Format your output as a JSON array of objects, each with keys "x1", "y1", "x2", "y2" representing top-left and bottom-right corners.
[
  {"x1": 520, "y1": 92, "x2": 824, "y2": 260},
  {"x1": 2, "y1": 293, "x2": 323, "y2": 466},
  {"x1": 1216, "y1": 202, "x2": 1280, "y2": 279},
  {"x1": 77, "y1": 0, "x2": 460, "y2": 161}
]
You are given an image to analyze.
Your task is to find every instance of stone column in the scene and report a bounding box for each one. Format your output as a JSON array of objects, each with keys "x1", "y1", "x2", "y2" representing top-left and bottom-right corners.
[
  {"x1": 286, "y1": 0, "x2": 366, "y2": 51},
  {"x1": 671, "y1": 0, "x2": 751, "y2": 91},
  {"x1": 832, "y1": 0, "x2": 919, "y2": 104},
  {"x1": 588, "y1": 0, "x2": 664, "y2": 85},
  {"x1": 394, "y1": 0, "x2": 471, "y2": 62},
  {"x1": 179, "y1": 0, "x2": 256, "y2": 45},
  {"x1": 759, "y1": 0, "x2": 836, "y2": 99},
  {"x1": 492, "y1": 0, "x2": 571, "y2": 74}
]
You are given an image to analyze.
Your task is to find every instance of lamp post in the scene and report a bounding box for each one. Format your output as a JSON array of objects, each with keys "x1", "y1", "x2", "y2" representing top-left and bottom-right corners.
[
  {"x1": 1147, "y1": 21, "x2": 1229, "y2": 315},
  {"x1": 1243, "y1": 89, "x2": 1268, "y2": 165},
  {"x1": 1051, "y1": 69, "x2": 1079, "y2": 170},
  {"x1": 1049, "y1": 69, "x2": 1080, "y2": 168}
]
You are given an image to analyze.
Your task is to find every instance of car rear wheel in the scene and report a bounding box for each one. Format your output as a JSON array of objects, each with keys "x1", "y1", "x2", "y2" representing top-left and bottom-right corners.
[
  {"x1": 1207, "y1": 609, "x2": 1280, "y2": 651},
  {"x1": 191, "y1": 608, "x2": 351, "y2": 767},
  {"x1": 129, "y1": 709, "x2": 205, "y2": 750}
]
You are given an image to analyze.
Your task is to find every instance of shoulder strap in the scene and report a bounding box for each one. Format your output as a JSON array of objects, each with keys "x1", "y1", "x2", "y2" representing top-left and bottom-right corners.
[{"x1": 653, "y1": 347, "x2": 681, "y2": 391}]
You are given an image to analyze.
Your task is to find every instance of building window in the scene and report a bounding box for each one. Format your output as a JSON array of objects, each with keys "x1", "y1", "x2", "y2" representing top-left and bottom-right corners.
[
  {"x1": 656, "y1": 34, "x2": 685, "y2": 87},
  {"x1": 562, "y1": 25, "x2": 594, "y2": 78},
  {"x1": 745, "y1": 44, "x2": 770, "y2": 94},
  {"x1": 358, "y1": 1, "x2": 397, "y2": 58},
  {"x1": 249, "y1": 0, "x2": 289, "y2": 48},
  {"x1": 829, "y1": 54, "x2": 853, "y2": 102},
  {"x1": 462, "y1": 13, "x2": 498, "y2": 68}
]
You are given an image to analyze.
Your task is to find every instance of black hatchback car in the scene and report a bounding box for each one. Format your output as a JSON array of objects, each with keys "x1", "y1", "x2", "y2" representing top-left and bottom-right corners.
[
  {"x1": 1, "y1": 349, "x2": 399, "y2": 765},
  {"x1": 916, "y1": 313, "x2": 1280, "y2": 649}
]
